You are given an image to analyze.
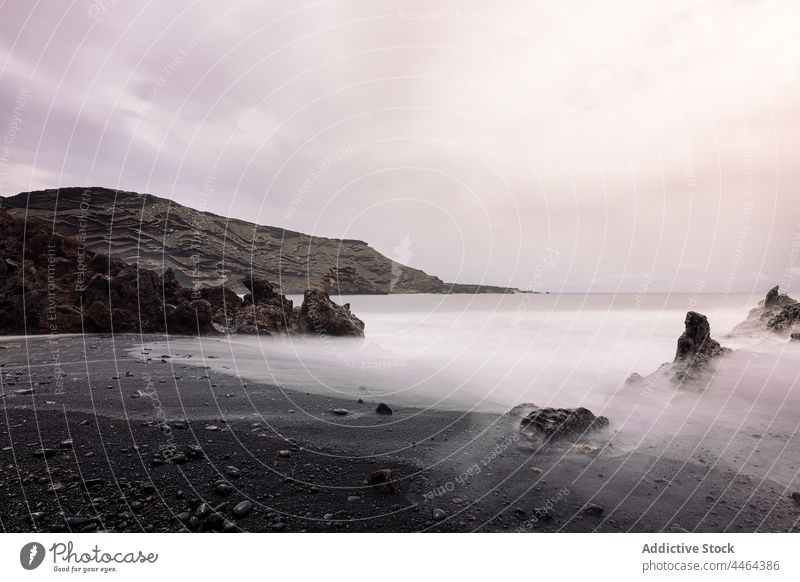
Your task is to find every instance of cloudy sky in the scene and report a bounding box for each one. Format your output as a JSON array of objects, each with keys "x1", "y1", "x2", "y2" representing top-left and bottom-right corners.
[{"x1": 1, "y1": 0, "x2": 799, "y2": 292}]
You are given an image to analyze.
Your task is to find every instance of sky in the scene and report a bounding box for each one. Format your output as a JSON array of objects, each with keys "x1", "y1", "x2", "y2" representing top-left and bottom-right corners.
[{"x1": 1, "y1": 0, "x2": 799, "y2": 292}]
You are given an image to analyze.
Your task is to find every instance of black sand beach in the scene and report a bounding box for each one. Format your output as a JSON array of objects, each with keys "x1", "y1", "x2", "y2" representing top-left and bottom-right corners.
[{"x1": 1, "y1": 334, "x2": 798, "y2": 533}]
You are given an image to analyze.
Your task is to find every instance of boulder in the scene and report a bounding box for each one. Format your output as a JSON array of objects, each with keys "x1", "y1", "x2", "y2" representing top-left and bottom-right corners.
[
  {"x1": 297, "y1": 289, "x2": 365, "y2": 337},
  {"x1": 519, "y1": 407, "x2": 609, "y2": 442},
  {"x1": 168, "y1": 300, "x2": 214, "y2": 335}
]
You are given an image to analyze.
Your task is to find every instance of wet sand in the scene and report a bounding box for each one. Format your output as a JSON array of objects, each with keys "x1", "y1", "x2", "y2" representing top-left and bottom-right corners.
[{"x1": 1, "y1": 334, "x2": 798, "y2": 533}]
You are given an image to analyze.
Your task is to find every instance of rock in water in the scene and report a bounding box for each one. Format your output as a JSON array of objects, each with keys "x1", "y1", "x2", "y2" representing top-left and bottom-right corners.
[
  {"x1": 672, "y1": 311, "x2": 730, "y2": 382},
  {"x1": 519, "y1": 407, "x2": 608, "y2": 443},
  {"x1": 730, "y1": 285, "x2": 800, "y2": 336},
  {"x1": 368, "y1": 469, "x2": 395, "y2": 494},
  {"x1": 297, "y1": 288, "x2": 365, "y2": 337}
]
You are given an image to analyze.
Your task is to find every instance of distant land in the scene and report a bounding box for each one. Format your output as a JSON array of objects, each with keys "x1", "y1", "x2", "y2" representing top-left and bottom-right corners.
[{"x1": 1, "y1": 187, "x2": 523, "y2": 295}]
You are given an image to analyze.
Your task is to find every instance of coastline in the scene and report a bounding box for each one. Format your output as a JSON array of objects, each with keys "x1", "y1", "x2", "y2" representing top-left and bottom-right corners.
[{"x1": 1, "y1": 333, "x2": 798, "y2": 533}]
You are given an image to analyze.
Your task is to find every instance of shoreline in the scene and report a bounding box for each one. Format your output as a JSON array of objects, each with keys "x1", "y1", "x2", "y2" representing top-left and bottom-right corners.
[{"x1": 1, "y1": 334, "x2": 798, "y2": 533}]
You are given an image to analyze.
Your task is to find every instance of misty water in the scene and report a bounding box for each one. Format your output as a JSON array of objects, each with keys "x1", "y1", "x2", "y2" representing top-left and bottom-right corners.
[{"x1": 151, "y1": 292, "x2": 800, "y2": 488}]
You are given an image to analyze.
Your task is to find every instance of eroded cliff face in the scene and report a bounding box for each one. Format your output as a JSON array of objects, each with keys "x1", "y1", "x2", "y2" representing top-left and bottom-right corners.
[
  {"x1": 1, "y1": 187, "x2": 491, "y2": 295},
  {"x1": 0, "y1": 208, "x2": 363, "y2": 337}
]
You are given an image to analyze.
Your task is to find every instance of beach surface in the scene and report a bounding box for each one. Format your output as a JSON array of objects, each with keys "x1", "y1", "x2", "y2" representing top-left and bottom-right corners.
[{"x1": 1, "y1": 333, "x2": 799, "y2": 533}]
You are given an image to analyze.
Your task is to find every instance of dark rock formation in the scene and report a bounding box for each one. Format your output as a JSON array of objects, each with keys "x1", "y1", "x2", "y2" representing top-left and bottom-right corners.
[
  {"x1": 375, "y1": 403, "x2": 393, "y2": 415},
  {"x1": 675, "y1": 311, "x2": 729, "y2": 367},
  {"x1": 730, "y1": 286, "x2": 800, "y2": 336},
  {"x1": 519, "y1": 407, "x2": 609, "y2": 443},
  {"x1": 234, "y1": 276, "x2": 297, "y2": 334},
  {"x1": 631, "y1": 311, "x2": 730, "y2": 385},
  {"x1": 2, "y1": 187, "x2": 519, "y2": 294},
  {"x1": 0, "y1": 209, "x2": 364, "y2": 337},
  {"x1": 297, "y1": 289, "x2": 365, "y2": 337}
]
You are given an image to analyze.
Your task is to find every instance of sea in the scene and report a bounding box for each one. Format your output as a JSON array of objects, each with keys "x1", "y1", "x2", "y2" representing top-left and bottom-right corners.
[{"x1": 148, "y1": 292, "x2": 800, "y2": 488}]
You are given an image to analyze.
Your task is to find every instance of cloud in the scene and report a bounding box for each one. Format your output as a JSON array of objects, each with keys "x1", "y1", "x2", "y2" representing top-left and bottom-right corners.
[{"x1": 1, "y1": 0, "x2": 799, "y2": 291}]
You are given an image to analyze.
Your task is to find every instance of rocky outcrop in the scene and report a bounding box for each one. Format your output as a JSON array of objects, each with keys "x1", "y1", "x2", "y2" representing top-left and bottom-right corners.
[
  {"x1": 0, "y1": 209, "x2": 364, "y2": 337},
  {"x1": 730, "y1": 286, "x2": 800, "y2": 336},
  {"x1": 2, "y1": 187, "x2": 520, "y2": 295},
  {"x1": 630, "y1": 311, "x2": 730, "y2": 385},
  {"x1": 518, "y1": 407, "x2": 609, "y2": 443},
  {"x1": 674, "y1": 311, "x2": 729, "y2": 371},
  {"x1": 297, "y1": 289, "x2": 365, "y2": 337}
]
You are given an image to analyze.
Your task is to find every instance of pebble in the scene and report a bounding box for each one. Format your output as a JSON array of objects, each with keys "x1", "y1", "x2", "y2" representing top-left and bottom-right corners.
[
  {"x1": 195, "y1": 503, "x2": 212, "y2": 519},
  {"x1": 332, "y1": 409, "x2": 349, "y2": 416},
  {"x1": 214, "y1": 483, "x2": 233, "y2": 496},
  {"x1": 205, "y1": 425, "x2": 220, "y2": 431},
  {"x1": 433, "y1": 508, "x2": 446, "y2": 521},
  {"x1": 66, "y1": 516, "x2": 99, "y2": 529},
  {"x1": 233, "y1": 501, "x2": 253, "y2": 517},
  {"x1": 278, "y1": 450, "x2": 291, "y2": 458},
  {"x1": 225, "y1": 466, "x2": 241, "y2": 478},
  {"x1": 582, "y1": 503, "x2": 604, "y2": 516},
  {"x1": 33, "y1": 448, "x2": 57, "y2": 459},
  {"x1": 170, "y1": 453, "x2": 188, "y2": 464}
]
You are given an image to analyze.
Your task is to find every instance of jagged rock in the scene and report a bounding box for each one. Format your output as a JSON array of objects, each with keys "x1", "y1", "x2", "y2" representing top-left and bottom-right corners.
[
  {"x1": 675, "y1": 311, "x2": 728, "y2": 364},
  {"x1": 297, "y1": 289, "x2": 365, "y2": 337},
  {"x1": 519, "y1": 407, "x2": 609, "y2": 442},
  {"x1": 672, "y1": 311, "x2": 730, "y2": 382},
  {"x1": 233, "y1": 276, "x2": 295, "y2": 334},
  {"x1": 168, "y1": 300, "x2": 214, "y2": 335},
  {"x1": 233, "y1": 303, "x2": 292, "y2": 334},
  {"x1": 632, "y1": 311, "x2": 730, "y2": 385},
  {"x1": 767, "y1": 303, "x2": 800, "y2": 334},
  {"x1": 730, "y1": 286, "x2": 800, "y2": 336}
]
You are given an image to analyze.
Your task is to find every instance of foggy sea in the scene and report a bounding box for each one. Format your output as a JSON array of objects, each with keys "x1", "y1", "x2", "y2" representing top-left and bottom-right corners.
[{"x1": 150, "y1": 292, "x2": 800, "y2": 488}]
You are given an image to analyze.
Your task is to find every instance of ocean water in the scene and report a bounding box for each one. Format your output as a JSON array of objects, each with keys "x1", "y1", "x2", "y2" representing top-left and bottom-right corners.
[
  {"x1": 156, "y1": 292, "x2": 771, "y2": 410},
  {"x1": 150, "y1": 292, "x2": 800, "y2": 487}
]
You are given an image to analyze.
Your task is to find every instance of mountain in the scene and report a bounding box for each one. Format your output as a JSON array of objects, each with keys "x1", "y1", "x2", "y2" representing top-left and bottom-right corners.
[{"x1": 1, "y1": 187, "x2": 518, "y2": 295}]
